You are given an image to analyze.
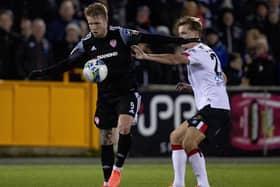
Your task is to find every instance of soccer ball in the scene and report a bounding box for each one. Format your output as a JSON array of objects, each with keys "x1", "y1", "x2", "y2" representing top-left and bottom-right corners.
[{"x1": 83, "y1": 59, "x2": 108, "y2": 82}]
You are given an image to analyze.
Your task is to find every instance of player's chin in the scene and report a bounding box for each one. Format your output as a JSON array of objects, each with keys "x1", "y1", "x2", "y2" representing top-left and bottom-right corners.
[{"x1": 92, "y1": 31, "x2": 100, "y2": 37}]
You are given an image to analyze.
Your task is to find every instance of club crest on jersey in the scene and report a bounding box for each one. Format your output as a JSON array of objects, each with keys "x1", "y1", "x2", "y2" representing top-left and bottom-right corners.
[
  {"x1": 91, "y1": 45, "x2": 96, "y2": 51},
  {"x1": 110, "y1": 39, "x2": 117, "y2": 48}
]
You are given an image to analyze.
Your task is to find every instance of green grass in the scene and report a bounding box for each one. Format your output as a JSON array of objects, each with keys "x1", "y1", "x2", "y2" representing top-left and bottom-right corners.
[{"x1": 0, "y1": 163, "x2": 279, "y2": 187}]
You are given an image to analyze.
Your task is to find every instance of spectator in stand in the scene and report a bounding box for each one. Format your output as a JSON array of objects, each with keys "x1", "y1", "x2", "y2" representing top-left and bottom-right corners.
[
  {"x1": 265, "y1": 10, "x2": 280, "y2": 84},
  {"x1": 107, "y1": 0, "x2": 127, "y2": 25},
  {"x1": 265, "y1": 11, "x2": 280, "y2": 64},
  {"x1": 129, "y1": 5, "x2": 164, "y2": 85},
  {"x1": 20, "y1": 17, "x2": 32, "y2": 41},
  {"x1": 154, "y1": 0, "x2": 185, "y2": 30},
  {"x1": 197, "y1": 1, "x2": 213, "y2": 28},
  {"x1": 247, "y1": 1, "x2": 269, "y2": 32},
  {"x1": 23, "y1": 0, "x2": 58, "y2": 22},
  {"x1": 125, "y1": 0, "x2": 185, "y2": 31},
  {"x1": 47, "y1": 0, "x2": 79, "y2": 43},
  {"x1": 16, "y1": 19, "x2": 54, "y2": 80},
  {"x1": 245, "y1": 36, "x2": 278, "y2": 85},
  {"x1": 53, "y1": 23, "x2": 82, "y2": 81},
  {"x1": 182, "y1": 0, "x2": 198, "y2": 17},
  {"x1": 182, "y1": 0, "x2": 206, "y2": 27},
  {"x1": 268, "y1": 0, "x2": 280, "y2": 15},
  {"x1": 132, "y1": 5, "x2": 157, "y2": 34},
  {"x1": 204, "y1": 28, "x2": 228, "y2": 70},
  {"x1": 218, "y1": 8, "x2": 244, "y2": 53},
  {"x1": 54, "y1": 23, "x2": 81, "y2": 61},
  {"x1": 227, "y1": 0, "x2": 255, "y2": 25},
  {"x1": 224, "y1": 52, "x2": 244, "y2": 86},
  {"x1": 0, "y1": 9, "x2": 20, "y2": 80},
  {"x1": 79, "y1": 20, "x2": 89, "y2": 37},
  {"x1": 244, "y1": 28, "x2": 263, "y2": 58}
]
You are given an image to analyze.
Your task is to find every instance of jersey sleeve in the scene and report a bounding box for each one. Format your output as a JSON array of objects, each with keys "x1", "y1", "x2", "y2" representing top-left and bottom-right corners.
[
  {"x1": 29, "y1": 40, "x2": 86, "y2": 78},
  {"x1": 119, "y1": 27, "x2": 200, "y2": 46},
  {"x1": 119, "y1": 27, "x2": 141, "y2": 46}
]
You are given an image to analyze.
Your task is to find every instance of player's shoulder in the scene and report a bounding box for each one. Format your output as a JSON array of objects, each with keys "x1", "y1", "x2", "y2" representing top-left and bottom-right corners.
[
  {"x1": 195, "y1": 43, "x2": 210, "y2": 51},
  {"x1": 108, "y1": 26, "x2": 124, "y2": 36},
  {"x1": 109, "y1": 25, "x2": 122, "y2": 31},
  {"x1": 187, "y1": 43, "x2": 213, "y2": 54},
  {"x1": 184, "y1": 43, "x2": 214, "y2": 63},
  {"x1": 110, "y1": 26, "x2": 139, "y2": 37},
  {"x1": 199, "y1": 43, "x2": 214, "y2": 53}
]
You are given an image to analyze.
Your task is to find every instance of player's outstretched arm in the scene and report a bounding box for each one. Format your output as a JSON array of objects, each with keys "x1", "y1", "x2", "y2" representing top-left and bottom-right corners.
[
  {"x1": 131, "y1": 45, "x2": 189, "y2": 65},
  {"x1": 138, "y1": 32, "x2": 200, "y2": 45},
  {"x1": 28, "y1": 58, "x2": 69, "y2": 79},
  {"x1": 119, "y1": 28, "x2": 200, "y2": 46},
  {"x1": 27, "y1": 50, "x2": 86, "y2": 80}
]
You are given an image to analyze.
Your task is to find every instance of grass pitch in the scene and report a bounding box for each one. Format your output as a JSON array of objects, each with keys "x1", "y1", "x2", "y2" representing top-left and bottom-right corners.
[{"x1": 0, "y1": 162, "x2": 279, "y2": 187}]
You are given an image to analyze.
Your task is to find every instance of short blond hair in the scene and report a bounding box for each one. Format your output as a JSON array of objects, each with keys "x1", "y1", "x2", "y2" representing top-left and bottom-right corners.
[
  {"x1": 84, "y1": 2, "x2": 108, "y2": 19},
  {"x1": 173, "y1": 16, "x2": 202, "y2": 36}
]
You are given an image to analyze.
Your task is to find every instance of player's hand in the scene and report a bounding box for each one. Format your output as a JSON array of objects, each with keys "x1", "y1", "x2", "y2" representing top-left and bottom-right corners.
[
  {"x1": 131, "y1": 45, "x2": 148, "y2": 60},
  {"x1": 176, "y1": 82, "x2": 193, "y2": 93},
  {"x1": 27, "y1": 69, "x2": 43, "y2": 80}
]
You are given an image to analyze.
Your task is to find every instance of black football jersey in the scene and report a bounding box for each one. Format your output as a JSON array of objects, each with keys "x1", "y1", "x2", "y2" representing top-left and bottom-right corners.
[{"x1": 71, "y1": 27, "x2": 142, "y2": 98}]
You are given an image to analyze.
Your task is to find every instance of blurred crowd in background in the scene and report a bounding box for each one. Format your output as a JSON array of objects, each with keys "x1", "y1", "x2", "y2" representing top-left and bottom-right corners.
[{"x1": 0, "y1": 0, "x2": 279, "y2": 86}]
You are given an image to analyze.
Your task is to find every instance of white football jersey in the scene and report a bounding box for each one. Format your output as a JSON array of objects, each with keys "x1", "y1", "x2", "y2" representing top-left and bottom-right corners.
[{"x1": 183, "y1": 43, "x2": 230, "y2": 110}]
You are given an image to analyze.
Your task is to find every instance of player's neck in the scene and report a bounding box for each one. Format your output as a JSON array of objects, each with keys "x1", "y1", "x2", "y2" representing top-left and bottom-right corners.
[
  {"x1": 92, "y1": 29, "x2": 108, "y2": 38},
  {"x1": 189, "y1": 42, "x2": 200, "y2": 48},
  {"x1": 102, "y1": 29, "x2": 108, "y2": 38},
  {"x1": 183, "y1": 42, "x2": 200, "y2": 50}
]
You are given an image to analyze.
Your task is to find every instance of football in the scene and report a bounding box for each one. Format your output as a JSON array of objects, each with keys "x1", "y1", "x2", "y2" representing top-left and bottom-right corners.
[{"x1": 83, "y1": 59, "x2": 108, "y2": 82}]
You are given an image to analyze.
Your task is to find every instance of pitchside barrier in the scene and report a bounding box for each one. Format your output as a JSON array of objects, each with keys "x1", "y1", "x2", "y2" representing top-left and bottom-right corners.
[
  {"x1": 0, "y1": 81, "x2": 279, "y2": 156},
  {"x1": 0, "y1": 80, "x2": 99, "y2": 152}
]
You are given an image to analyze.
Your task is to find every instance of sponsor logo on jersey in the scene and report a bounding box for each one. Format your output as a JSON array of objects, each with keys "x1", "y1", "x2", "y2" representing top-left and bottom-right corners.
[
  {"x1": 97, "y1": 52, "x2": 118, "y2": 60},
  {"x1": 91, "y1": 45, "x2": 96, "y2": 51},
  {"x1": 110, "y1": 39, "x2": 117, "y2": 48}
]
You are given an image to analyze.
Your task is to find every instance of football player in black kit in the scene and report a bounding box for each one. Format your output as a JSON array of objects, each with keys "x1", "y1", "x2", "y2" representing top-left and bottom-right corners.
[{"x1": 29, "y1": 3, "x2": 199, "y2": 187}]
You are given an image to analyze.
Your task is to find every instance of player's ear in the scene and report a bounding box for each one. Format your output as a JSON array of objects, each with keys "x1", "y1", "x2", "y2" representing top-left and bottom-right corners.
[{"x1": 222, "y1": 72, "x2": 227, "y2": 83}]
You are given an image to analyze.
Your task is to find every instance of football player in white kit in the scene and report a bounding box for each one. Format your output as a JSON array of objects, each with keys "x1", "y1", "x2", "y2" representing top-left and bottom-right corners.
[{"x1": 131, "y1": 16, "x2": 230, "y2": 187}]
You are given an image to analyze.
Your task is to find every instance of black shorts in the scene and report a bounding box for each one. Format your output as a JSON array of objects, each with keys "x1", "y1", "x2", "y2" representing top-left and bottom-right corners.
[
  {"x1": 94, "y1": 92, "x2": 141, "y2": 129},
  {"x1": 188, "y1": 105, "x2": 230, "y2": 143}
]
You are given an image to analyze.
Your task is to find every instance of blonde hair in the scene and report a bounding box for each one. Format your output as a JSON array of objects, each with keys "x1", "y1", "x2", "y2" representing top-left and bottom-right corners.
[
  {"x1": 84, "y1": 2, "x2": 108, "y2": 19},
  {"x1": 173, "y1": 16, "x2": 202, "y2": 36}
]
